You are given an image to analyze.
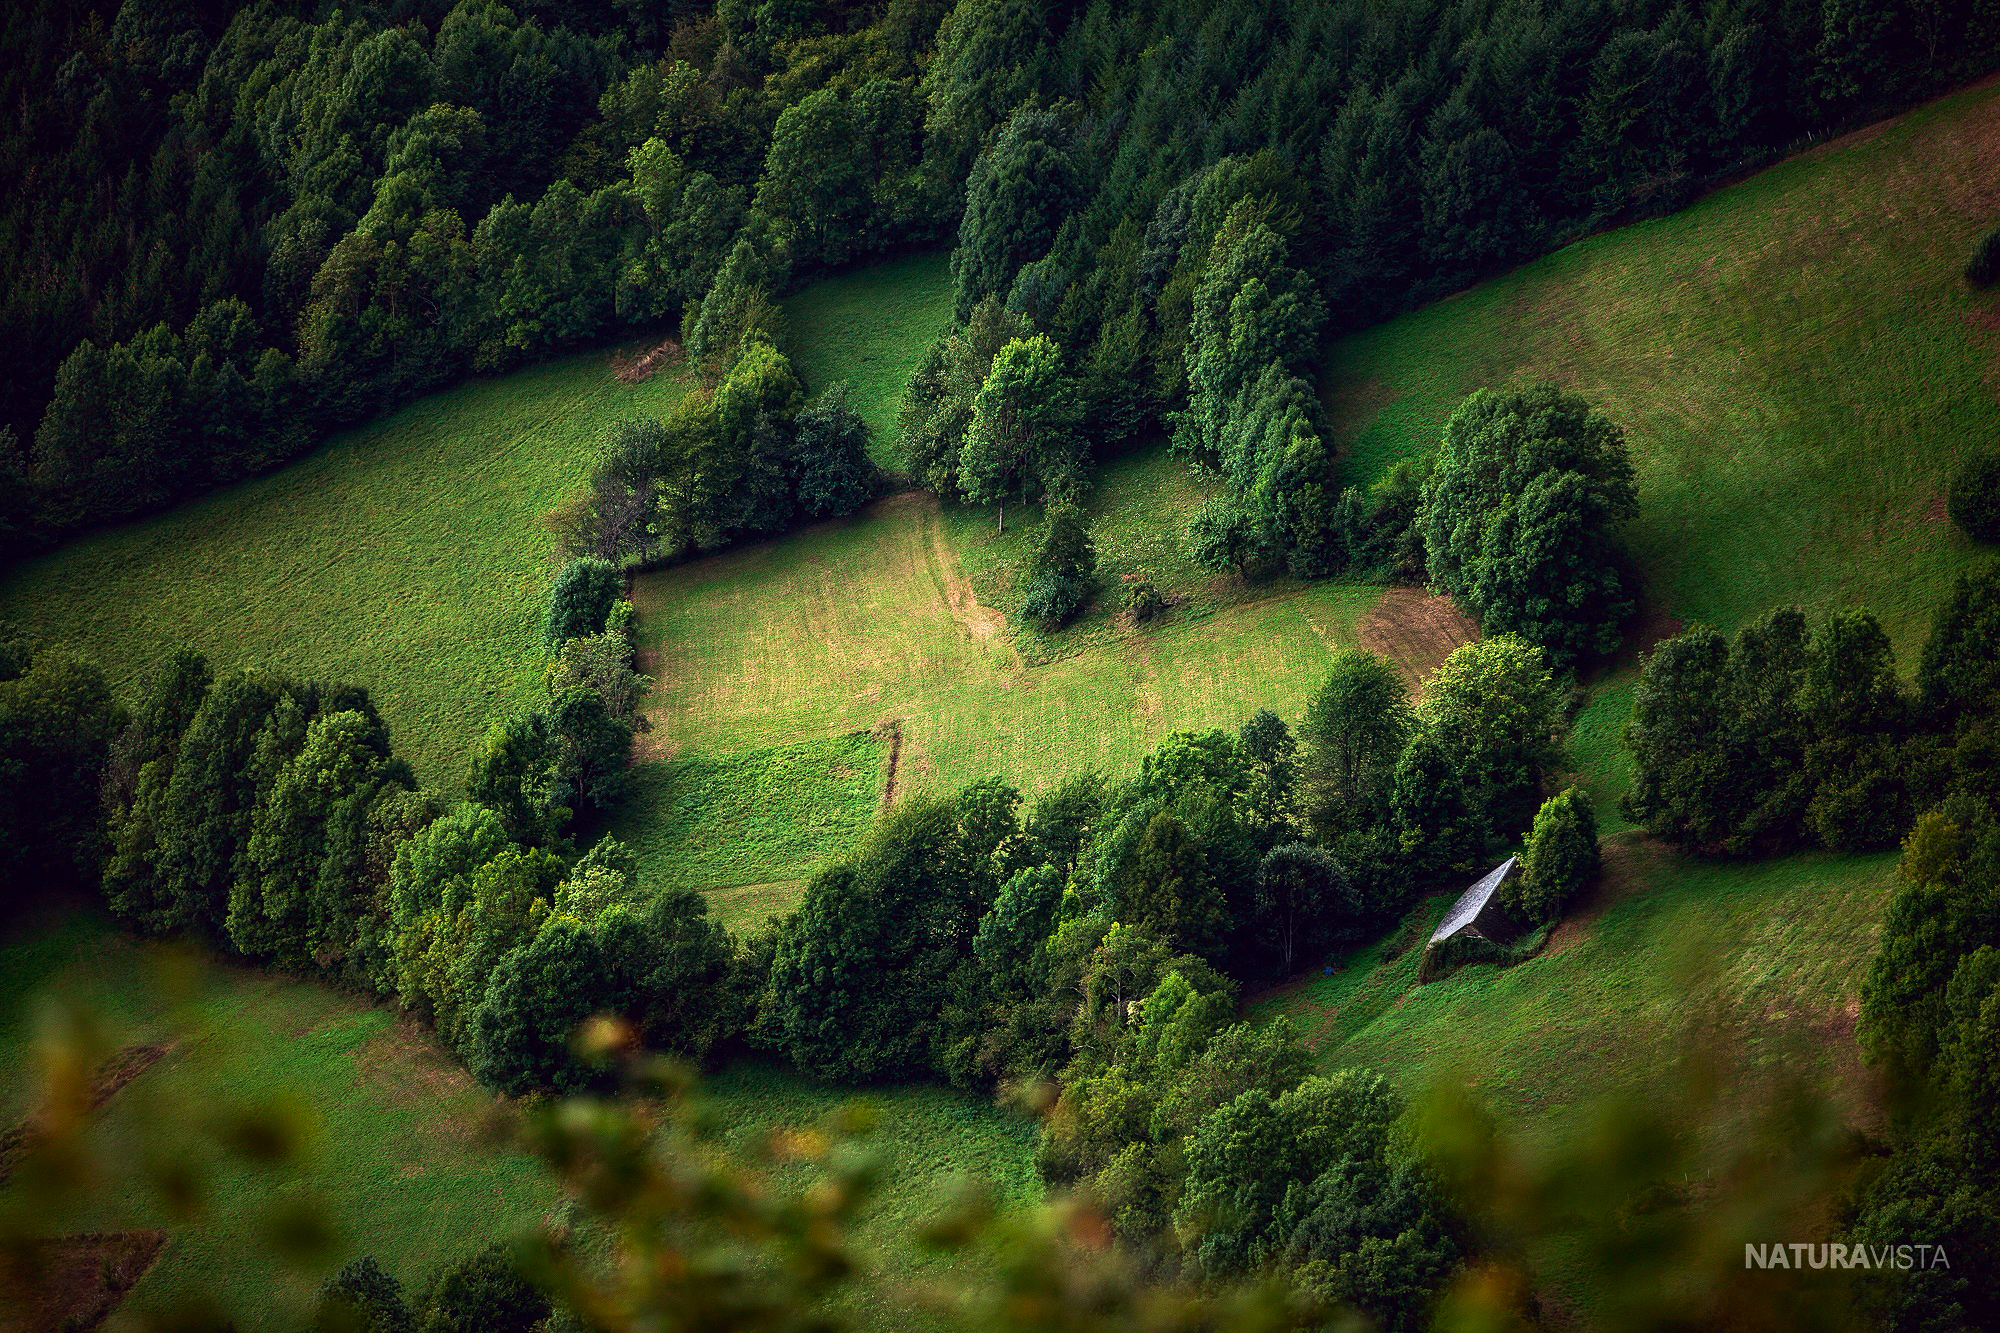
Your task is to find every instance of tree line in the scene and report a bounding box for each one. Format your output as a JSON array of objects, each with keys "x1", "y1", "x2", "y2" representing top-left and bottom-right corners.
[
  {"x1": 1, "y1": 0, "x2": 951, "y2": 554},
  {"x1": 1613, "y1": 566, "x2": 2000, "y2": 1326},
  {"x1": 7, "y1": 0, "x2": 1996, "y2": 566}
]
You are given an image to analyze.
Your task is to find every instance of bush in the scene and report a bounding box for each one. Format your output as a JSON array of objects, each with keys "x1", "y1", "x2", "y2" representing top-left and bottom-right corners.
[
  {"x1": 418, "y1": 1244, "x2": 546, "y2": 1333},
  {"x1": 543, "y1": 558, "x2": 622, "y2": 651},
  {"x1": 1124, "y1": 576, "x2": 1168, "y2": 624},
  {"x1": 1022, "y1": 502, "x2": 1096, "y2": 631},
  {"x1": 1501, "y1": 787, "x2": 1600, "y2": 927},
  {"x1": 1022, "y1": 570, "x2": 1091, "y2": 631},
  {"x1": 1967, "y1": 225, "x2": 2000, "y2": 288},
  {"x1": 1948, "y1": 452, "x2": 2000, "y2": 543},
  {"x1": 794, "y1": 384, "x2": 877, "y2": 518},
  {"x1": 314, "y1": 1256, "x2": 413, "y2": 1333}
]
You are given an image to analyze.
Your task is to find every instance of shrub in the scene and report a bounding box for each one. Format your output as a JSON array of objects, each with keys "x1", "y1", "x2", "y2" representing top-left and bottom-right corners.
[
  {"x1": 1948, "y1": 451, "x2": 2000, "y2": 543},
  {"x1": 314, "y1": 1256, "x2": 413, "y2": 1333},
  {"x1": 543, "y1": 558, "x2": 621, "y2": 651},
  {"x1": 418, "y1": 1244, "x2": 546, "y2": 1333},
  {"x1": 1967, "y1": 224, "x2": 2000, "y2": 288},
  {"x1": 794, "y1": 383, "x2": 877, "y2": 518},
  {"x1": 1502, "y1": 787, "x2": 1600, "y2": 927},
  {"x1": 1124, "y1": 576, "x2": 1168, "y2": 624},
  {"x1": 1022, "y1": 570, "x2": 1090, "y2": 631}
]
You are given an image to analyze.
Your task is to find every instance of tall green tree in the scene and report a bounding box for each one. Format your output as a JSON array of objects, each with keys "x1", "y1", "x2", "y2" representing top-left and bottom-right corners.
[
  {"x1": 1420, "y1": 384, "x2": 1638, "y2": 667},
  {"x1": 959, "y1": 334, "x2": 1080, "y2": 532}
]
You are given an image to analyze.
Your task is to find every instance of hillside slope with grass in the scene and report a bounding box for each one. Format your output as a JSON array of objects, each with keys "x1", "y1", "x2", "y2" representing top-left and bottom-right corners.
[
  {"x1": 1327, "y1": 77, "x2": 2000, "y2": 662},
  {"x1": 0, "y1": 911, "x2": 1038, "y2": 1331},
  {"x1": 0, "y1": 350, "x2": 684, "y2": 784}
]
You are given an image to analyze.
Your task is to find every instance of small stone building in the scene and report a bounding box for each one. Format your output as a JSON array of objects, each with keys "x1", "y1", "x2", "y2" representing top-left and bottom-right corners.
[{"x1": 1428, "y1": 856, "x2": 1527, "y2": 949}]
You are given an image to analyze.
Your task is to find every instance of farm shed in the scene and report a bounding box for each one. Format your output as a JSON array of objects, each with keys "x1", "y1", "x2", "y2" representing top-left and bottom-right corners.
[{"x1": 1429, "y1": 857, "x2": 1526, "y2": 948}]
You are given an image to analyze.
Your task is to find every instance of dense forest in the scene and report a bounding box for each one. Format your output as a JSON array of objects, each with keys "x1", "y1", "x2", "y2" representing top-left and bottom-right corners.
[{"x1": 4, "y1": 0, "x2": 1996, "y2": 560}]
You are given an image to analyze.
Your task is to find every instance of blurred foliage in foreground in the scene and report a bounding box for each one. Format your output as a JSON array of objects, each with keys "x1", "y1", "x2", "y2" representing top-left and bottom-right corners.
[{"x1": 0, "y1": 952, "x2": 1934, "y2": 1333}]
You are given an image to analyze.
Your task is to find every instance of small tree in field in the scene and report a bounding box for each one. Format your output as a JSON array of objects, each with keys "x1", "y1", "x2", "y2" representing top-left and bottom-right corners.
[
  {"x1": 1948, "y1": 451, "x2": 2000, "y2": 544},
  {"x1": 544, "y1": 557, "x2": 621, "y2": 650},
  {"x1": 1501, "y1": 787, "x2": 1599, "y2": 927},
  {"x1": 959, "y1": 335, "x2": 1080, "y2": 533}
]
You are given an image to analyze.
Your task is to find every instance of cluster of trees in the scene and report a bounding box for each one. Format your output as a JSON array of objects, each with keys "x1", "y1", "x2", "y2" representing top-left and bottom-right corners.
[
  {"x1": 548, "y1": 362, "x2": 875, "y2": 570},
  {"x1": 742, "y1": 633, "x2": 1597, "y2": 1324},
  {"x1": 895, "y1": 0, "x2": 1995, "y2": 587},
  {"x1": 315, "y1": 1248, "x2": 545, "y2": 1333},
  {"x1": 4, "y1": 0, "x2": 948, "y2": 550},
  {"x1": 1619, "y1": 573, "x2": 2000, "y2": 854}
]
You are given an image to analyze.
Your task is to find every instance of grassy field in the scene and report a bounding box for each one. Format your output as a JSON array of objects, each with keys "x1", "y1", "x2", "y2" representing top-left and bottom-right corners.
[
  {"x1": 1326, "y1": 78, "x2": 2000, "y2": 663},
  {"x1": 0, "y1": 351, "x2": 682, "y2": 784},
  {"x1": 627, "y1": 486, "x2": 1485, "y2": 901},
  {"x1": 1259, "y1": 839, "x2": 1896, "y2": 1317},
  {"x1": 0, "y1": 910, "x2": 1038, "y2": 1330},
  {"x1": 609, "y1": 732, "x2": 891, "y2": 928},
  {"x1": 781, "y1": 251, "x2": 954, "y2": 468}
]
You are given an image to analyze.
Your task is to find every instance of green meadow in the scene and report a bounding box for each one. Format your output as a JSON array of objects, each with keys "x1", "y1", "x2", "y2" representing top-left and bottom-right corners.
[
  {"x1": 1326, "y1": 78, "x2": 2000, "y2": 662},
  {"x1": 1258, "y1": 841, "x2": 1896, "y2": 1317},
  {"x1": 0, "y1": 910, "x2": 1037, "y2": 1329},
  {"x1": 0, "y1": 351, "x2": 683, "y2": 785},
  {"x1": 781, "y1": 250, "x2": 956, "y2": 467}
]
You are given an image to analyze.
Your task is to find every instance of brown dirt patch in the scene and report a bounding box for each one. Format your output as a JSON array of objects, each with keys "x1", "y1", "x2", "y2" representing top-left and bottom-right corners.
[
  {"x1": 351, "y1": 1020, "x2": 483, "y2": 1141},
  {"x1": 1357, "y1": 588, "x2": 1480, "y2": 692},
  {"x1": 1542, "y1": 836, "x2": 1656, "y2": 959},
  {"x1": 0, "y1": 1043, "x2": 172, "y2": 1188},
  {"x1": 609, "y1": 335, "x2": 686, "y2": 385},
  {"x1": 0, "y1": 1230, "x2": 167, "y2": 1333}
]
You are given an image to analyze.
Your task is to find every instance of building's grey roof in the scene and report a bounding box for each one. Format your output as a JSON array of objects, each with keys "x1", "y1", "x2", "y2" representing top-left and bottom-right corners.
[{"x1": 1429, "y1": 857, "x2": 1519, "y2": 944}]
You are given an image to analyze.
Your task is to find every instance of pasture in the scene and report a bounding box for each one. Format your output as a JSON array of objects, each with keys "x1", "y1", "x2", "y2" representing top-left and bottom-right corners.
[
  {"x1": 0, "y1": 910, "x2": 1038, "y2": 1330},
  {"x1": 0, "y1": 350, "x2": 682, "y2": 785},
  {"x1": 625, "y1": 487, "x2": 1488, "y2": 902},
  {"x1": 780, "y1": 250, "x2": 955, "y2": 467},
  {"x1": 1326, "y1": 77, "x2": 2000, "y2": 662},
  {"x1": 1260, "y1": 840, "x2": 1897, "y2": 1320}
]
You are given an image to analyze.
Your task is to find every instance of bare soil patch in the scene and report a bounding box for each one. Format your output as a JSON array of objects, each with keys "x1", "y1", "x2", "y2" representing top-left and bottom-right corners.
[
  {"x1": 1357, "y1": 588, "x2": 1479, "y2": 691},
  {"x1": 0, "y1": 1230, "x2": 167, "y2": 1333},
  {"x1": 0, "y1": 1043, "x2": 172, "y2": 1187},
  {"x1": 609, "y1": 335, "x2": 686, "y2": 385}
]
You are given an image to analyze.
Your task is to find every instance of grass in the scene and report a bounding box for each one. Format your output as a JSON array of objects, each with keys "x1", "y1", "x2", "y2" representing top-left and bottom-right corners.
[
  {"x1": 627, "y1": 488, "x2": 1430, "y2": 907},
  {"x1": 0, "y1": 909, "x2": 562, "y2": 1329},
  {"x1": 701, "y1": 1063, "x2": 1041, "y2": 1327},
  {"x1": 609, "y1": 732, "x2": 889, "y2": 928},
  {"x1": 0, "y1": 350, "x2": 684, "y2": 785},
  {"x1": 1325, "y1": 77, "x2": 2000, "y2": 664},
  {"x1": 781, "y1": 251, "x2": 955, "y2": 469},
  {"x1": 0, "y1": 909, "x2": 1038, "y2": 1330},
  {"x1": 1258, "y1": 839, "x2": 1896, "y2": 1317}
]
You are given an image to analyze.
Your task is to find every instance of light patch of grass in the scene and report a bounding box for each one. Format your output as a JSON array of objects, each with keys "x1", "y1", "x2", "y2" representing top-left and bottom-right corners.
[
  {"x1": 610, "y1": 733, "x2": 887, "y2": 922},
  {"x1": 0, "y1": 352, "x2": 685, "y2": 784},
  {"x1": 1325, "y1": 80, "x2": 2000, "y2": 663},
  {"x1": 632, "y1": 491, "x2": 1383, "y2": 796},
  {"x1": 629, "y1": 489, "x2": 1394, "y2": 911},
  {"x1": 781, "y1": 251, "x2": 955, "y2": 468}
]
